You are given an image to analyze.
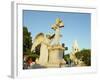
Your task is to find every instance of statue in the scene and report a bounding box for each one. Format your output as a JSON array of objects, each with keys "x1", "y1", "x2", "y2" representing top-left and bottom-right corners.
[
  {"x1": 70, "y1": 40, "x2": 85, "y2": 66},
  {"x1": 51, "y1": 18, "x2": 64, "y2": 45},
  {"x1": 72, "y1": 40, "x2": 80, "y2": 53},
  {"x1": 31, "y1": 18, "x2": 66, "y2": 67},
  {"x1": 31, "y1": 33, "x2": 54, "y2": 65}
]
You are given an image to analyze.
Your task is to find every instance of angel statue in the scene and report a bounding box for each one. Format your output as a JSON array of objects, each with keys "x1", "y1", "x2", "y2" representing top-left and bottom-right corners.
[
  {"x1": 31, "y1": 18, "x2": 64, "y2": 66},
  {"x1": 31, "y1": 33, "x2": 55, "y2": 65}
]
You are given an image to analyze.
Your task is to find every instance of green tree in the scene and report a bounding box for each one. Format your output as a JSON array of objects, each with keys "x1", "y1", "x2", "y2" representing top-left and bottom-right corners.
[
  {"x1": 62, "y1": 43, "x2": 68, "y2": 58},
  {"x1": 23, "y1": 27, "x2": 39, "y2": 63},
  {"x1": 64, "y1": 54, "x2": 71, "y2": 64},
  {"x1": 26, "y1": 53, "x2": 39, "y2": 61},
  {"x1": 75, "y1": 49, "x2": 91, "y2": 66},
  {"x1": 23, "y1": 26, "x2": 32, "y2": 53}
]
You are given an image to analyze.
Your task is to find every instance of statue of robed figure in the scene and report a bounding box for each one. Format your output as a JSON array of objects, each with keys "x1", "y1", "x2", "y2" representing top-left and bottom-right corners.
[{"x1": 31, "y1": 18, "x2": 65, "y2": 66}]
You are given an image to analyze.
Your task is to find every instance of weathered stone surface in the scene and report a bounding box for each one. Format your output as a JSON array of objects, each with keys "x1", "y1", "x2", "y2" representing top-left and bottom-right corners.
[
  {"x1": 31, "y1": 18, "x2": 66, "y2": 68},
  {"x1": 47, "y1": 45, "x2": 66, "y2": 67}
]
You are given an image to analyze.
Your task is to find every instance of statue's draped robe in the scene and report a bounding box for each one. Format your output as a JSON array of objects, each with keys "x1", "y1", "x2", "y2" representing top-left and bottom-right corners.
[{"x1": 38, "y1": 36, "x2": 50, "y2": 65}]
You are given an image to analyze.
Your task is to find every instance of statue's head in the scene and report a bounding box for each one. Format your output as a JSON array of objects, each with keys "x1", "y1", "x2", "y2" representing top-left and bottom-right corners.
[
  {"x1": 56, "y1": 18, "x2": 64, "y2": 28},
  {"x1": 51, "y1": 18, "x2": 64, "y2": 30}
]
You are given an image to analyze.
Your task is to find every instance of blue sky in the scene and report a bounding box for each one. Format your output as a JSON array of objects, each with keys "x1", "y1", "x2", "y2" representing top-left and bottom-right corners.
[{"x1": 23, "y1": 10, "x2": 91, "y2": 54}]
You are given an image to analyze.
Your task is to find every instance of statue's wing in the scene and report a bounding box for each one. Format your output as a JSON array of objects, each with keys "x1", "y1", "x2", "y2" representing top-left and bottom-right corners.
[{"x1": 31, "y1": 33, "x2": 44, "y2": 52}]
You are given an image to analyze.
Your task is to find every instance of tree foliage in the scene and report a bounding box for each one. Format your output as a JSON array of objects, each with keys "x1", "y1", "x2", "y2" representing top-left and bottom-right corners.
[
  {"x1": 75, "y1": 49, "x2": 91, "y2": 66},
  {"x1": 23, "y1": 26, "x2": 32, "y2": 53},
  {"x1": 26, "y1": 53, "x2": 39, "y2": 61},
  {"x1": 23, "y1": 26, "x2": 39, "y2": 62},
  {"x1": 64, "y1": 54, "x2": 71, "y2": 64}
]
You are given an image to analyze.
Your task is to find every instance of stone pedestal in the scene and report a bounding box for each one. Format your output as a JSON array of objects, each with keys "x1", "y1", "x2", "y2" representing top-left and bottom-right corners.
[{"x1": 47, "y1": 45, "x2": 66, "y2": 67}]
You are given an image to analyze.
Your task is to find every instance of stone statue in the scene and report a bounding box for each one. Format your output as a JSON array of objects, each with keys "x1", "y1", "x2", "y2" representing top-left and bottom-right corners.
[
  {"x1": 72, "y1": 40, "x2": 80, "y2": 53},
  {"x1": 51, "y1": 18, "x2": 64, "y2": 45},
  {"x1": 70, "y1": 40, "x2": 85, "y2": 66},
  {"x1": 31, "y1": 18, "x2": 66, "y2": 67},
  {"x1": 31, "y1": 33, "x2": 54, "y2": 65},
  {"x1": 70, "y1": 40, "x2": 80, "y2": 66}
]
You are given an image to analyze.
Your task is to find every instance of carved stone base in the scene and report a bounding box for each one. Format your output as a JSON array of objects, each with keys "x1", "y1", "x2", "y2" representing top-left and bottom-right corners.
[
  {"x1": 35, "y1": 45, "x2": 66, "y2": 68},
  {"x1": 47, "y1": 45, "x2": 66, "y2": 67}
]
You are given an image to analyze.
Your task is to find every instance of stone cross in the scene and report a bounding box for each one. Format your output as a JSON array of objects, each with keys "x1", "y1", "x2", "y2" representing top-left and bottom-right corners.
[{"x1": 51, "y1": 18, "x2": 64, "y2": 45}]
